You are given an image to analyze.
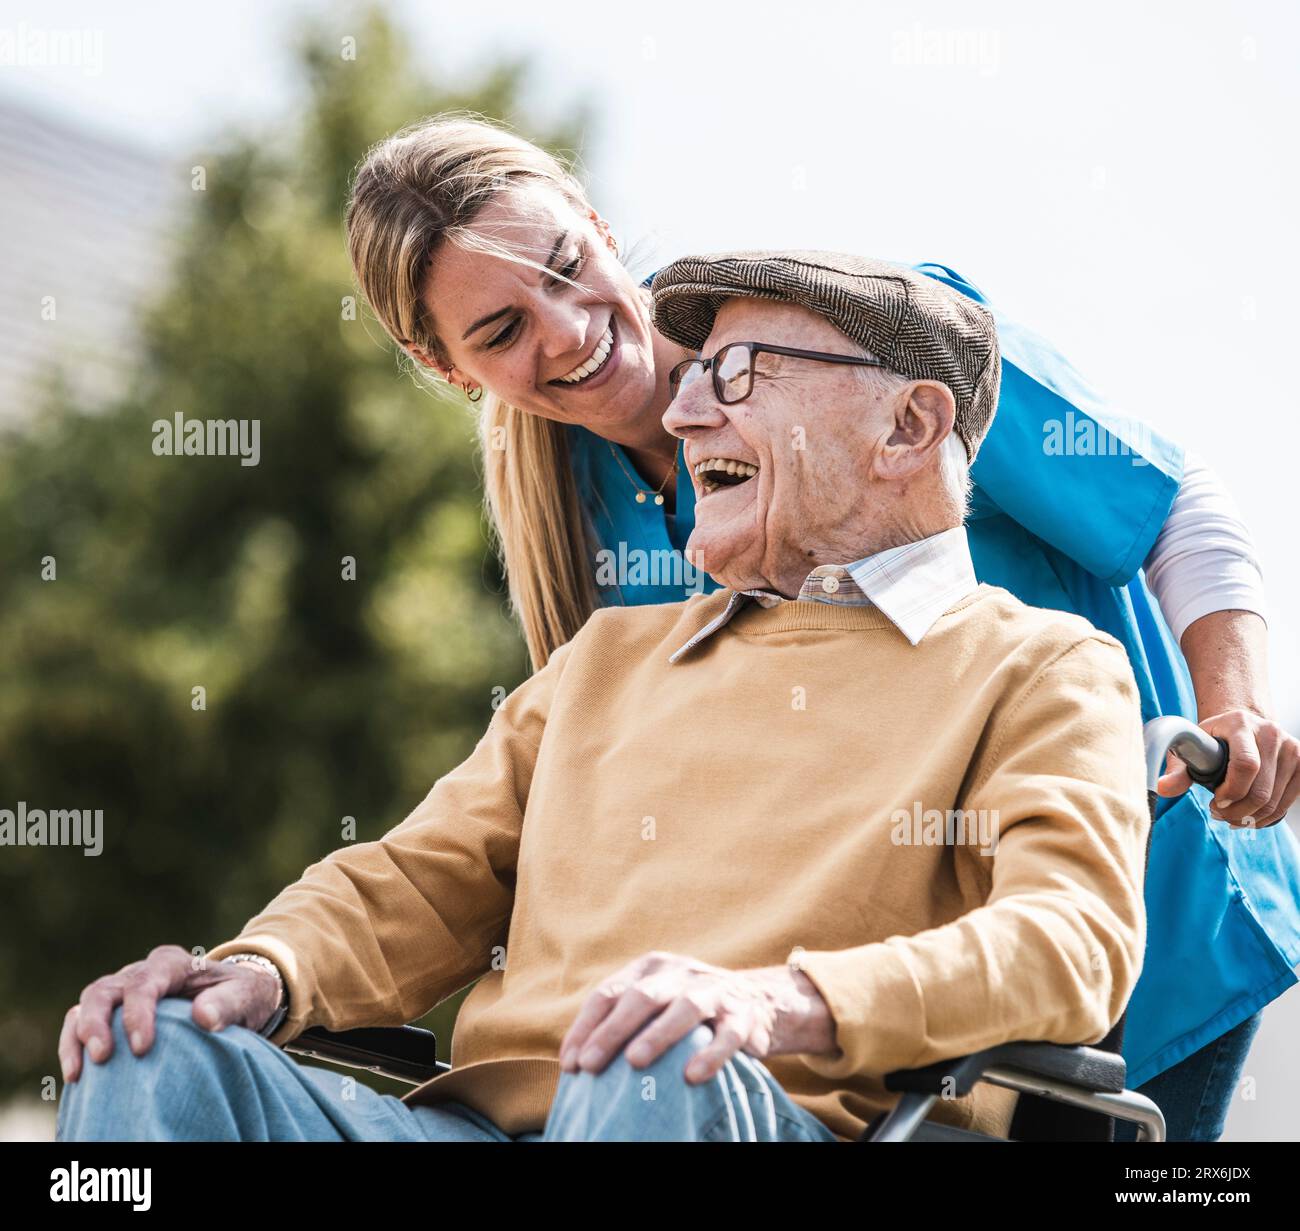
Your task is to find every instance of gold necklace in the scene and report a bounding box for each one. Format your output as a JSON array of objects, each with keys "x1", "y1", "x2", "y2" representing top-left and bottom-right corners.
[{"x1": 607, "y1": 441, "x2": 678, "y2": 506}]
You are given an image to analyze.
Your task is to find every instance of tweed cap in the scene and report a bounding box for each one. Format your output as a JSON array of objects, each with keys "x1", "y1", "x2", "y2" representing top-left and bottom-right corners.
[{"x1": 651, "y1": 250, "x2": 1000, "y2": 462}]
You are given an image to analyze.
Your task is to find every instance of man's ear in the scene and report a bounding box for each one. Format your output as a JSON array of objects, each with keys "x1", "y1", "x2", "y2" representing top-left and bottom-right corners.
[{"x1": 876, "y1": 381, "x2": 956, "y2": 480}]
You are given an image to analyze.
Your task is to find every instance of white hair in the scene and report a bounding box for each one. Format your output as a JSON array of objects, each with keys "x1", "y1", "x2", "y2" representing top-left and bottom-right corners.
[{"x1": 938, "y1": 430, "x2": 973, "y2": 521}]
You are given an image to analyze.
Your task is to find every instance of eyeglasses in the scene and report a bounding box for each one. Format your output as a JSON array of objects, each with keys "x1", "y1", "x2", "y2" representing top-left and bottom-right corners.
[{"x1": 667, "y1": 341, "x2": 887, "y2": 405}]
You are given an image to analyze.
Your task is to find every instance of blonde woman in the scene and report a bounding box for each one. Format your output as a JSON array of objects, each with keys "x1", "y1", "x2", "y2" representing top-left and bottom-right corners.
[{"x1": 344, "y1": 113, "x2": 1300, "y2": 1140}]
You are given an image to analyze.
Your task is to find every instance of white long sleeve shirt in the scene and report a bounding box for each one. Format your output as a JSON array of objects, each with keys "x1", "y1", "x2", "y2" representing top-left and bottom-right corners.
[{"x1": 1141, "y1": 451, "x2": 1267, "y2": 644}]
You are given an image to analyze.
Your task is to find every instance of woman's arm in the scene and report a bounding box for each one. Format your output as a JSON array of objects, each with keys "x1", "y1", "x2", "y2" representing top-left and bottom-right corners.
[
  {"x1": 1144, "y1": 453, "x2": 1300, "y2": 826},
  {"x1": 917, "y1": 265, "x2": 1299, "y2": 825},
  {"x1": 1175, "y1": 611, "x2": 1300, "y2": 827},
  {"x1": 1142, "y1": 450, "x2": 1269, "y2": 643}
]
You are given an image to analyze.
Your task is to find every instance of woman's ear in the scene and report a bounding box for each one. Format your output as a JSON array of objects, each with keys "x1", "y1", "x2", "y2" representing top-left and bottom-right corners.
[
  {"x1": 405, "y1": 349, "x2": 480, "y2": 400},
  {"x1": 588, "y1": 208, "x2": 618, "y2": 256},
  {"x1": 405, "y1": 343, "x2": 443, "y2": 374}
]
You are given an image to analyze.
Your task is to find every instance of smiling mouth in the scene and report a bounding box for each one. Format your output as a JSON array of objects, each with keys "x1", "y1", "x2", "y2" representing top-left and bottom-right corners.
[
  {"x1": 693, "y1": 457, "x2": 759, "y2": 496},
  {"x1": 550, "y1": 321, "x2": 615, "y2": 386}
]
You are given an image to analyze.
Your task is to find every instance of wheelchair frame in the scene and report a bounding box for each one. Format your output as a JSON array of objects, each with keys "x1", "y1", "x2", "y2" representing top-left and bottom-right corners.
[{"x1": 284, "y1": 716, "x2": 1229, "y2": 1143}]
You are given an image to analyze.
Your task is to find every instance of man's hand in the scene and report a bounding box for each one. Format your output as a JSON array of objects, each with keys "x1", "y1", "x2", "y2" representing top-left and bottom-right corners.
[
  {"x1": 58, "y1": 944, "x2": 283, "y2": 1085},
  {"x1": 1158, "y1": 708, "x2": 1300, "y2": 828},
  {"x1": 557, "y1": 951, "x2": 839, "y2": 1084}
]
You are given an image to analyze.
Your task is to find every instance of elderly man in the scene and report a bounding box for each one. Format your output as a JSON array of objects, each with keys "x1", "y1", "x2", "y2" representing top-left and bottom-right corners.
[{"x1": 57, "y1": 252, "x2": 1150, "y2": 1143}]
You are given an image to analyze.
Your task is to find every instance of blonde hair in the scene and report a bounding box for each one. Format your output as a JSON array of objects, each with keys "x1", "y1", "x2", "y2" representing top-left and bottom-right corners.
[{"x1": 346, "y1": 113, "x2": 602, "y2": 670}]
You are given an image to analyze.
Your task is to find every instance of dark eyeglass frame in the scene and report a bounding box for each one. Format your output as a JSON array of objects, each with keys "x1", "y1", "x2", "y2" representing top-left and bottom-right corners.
[{"x1": 667, "y1": 341, "x2": 888, "y2": 405}]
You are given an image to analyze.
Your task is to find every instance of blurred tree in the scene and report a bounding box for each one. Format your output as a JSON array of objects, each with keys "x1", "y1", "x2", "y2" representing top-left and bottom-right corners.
[{"x1": 0, "y1": 4, "x2": 591, "y2": 1101}]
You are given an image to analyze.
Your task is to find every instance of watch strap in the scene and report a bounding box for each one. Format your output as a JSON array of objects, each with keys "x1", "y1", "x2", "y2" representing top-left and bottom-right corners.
[{"x1": 221, "y1": 953, "x2": 288, "y2": 1038}]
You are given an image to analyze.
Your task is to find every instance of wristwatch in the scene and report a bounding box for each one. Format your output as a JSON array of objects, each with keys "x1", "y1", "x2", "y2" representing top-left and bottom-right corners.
[{"x1": 222, "y1": 953, "x2": 288, "y2": 1038}]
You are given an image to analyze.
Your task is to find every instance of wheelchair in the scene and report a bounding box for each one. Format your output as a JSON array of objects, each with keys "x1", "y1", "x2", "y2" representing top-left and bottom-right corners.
[{"x1": 284, "y1": 715, "x2": 1228, "y2": 1143}]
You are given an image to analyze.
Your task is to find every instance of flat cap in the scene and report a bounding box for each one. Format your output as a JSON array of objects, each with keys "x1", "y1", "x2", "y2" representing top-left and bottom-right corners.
[{"x1": 651, "y1": 250, "x2": 1000, "y2": 462}]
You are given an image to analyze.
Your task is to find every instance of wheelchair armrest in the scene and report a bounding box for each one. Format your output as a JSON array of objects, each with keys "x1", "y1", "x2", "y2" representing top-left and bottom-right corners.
[
  {"x1": 284, "y1": 1024, "x2": 449, "y2": 1086},
  {"x1": 884, "y1": 1041, "x2": 1127, "y2": 1099}
]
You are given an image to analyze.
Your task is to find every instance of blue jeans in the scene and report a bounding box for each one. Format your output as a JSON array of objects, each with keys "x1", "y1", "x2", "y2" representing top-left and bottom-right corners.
[
  {"x1": 56, "y1": 998, "x2": 838, "y2": 1142},
  {"x1": 1113, "y1": 1010, "x2": 1263, "y2": 1142}
]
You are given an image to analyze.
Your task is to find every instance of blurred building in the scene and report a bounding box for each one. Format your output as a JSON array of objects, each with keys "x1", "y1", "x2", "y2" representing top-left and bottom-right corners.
[{"x1": 0, "y1": 95, "x2": 182, "y2": 423}]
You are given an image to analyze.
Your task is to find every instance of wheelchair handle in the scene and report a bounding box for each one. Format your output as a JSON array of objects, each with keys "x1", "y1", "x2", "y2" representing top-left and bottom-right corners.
[{"x1": 1142, "y1": 716, "x2": 1229, "y2": 794}]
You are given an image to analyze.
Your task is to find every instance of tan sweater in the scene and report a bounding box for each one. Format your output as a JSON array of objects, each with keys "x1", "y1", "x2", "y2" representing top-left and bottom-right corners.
[{"x1": 209, "y1": 584, "x2": 1150, "y2": 1141}]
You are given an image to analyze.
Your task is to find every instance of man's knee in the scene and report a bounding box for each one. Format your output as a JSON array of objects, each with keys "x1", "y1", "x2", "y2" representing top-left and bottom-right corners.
[
  {"x1": 556, "y1": 1023, "x2": 714, "y2": 1111},
  {"x1": 119, "y1": 997, "x2": 221, "y2": 1056},
  {"x1": 59, "y1": 997, "x2": 261, "y2": 1140},
  {"x1": 545, "y1": 1025, "x2": 738, "y2": 1141},
  {"x1": 73, "y1": 997, "x2": 250, "y2": 1097},
  {"x1": 642, "y1": 1024, "x2": 715, "y2": 1085}
]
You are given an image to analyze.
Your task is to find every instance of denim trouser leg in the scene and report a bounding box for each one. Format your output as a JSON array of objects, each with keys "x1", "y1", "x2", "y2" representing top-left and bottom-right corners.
[
  {"x1": 55, "y1": 997, "x2": 514, "y2": 1142},
  {"x1": 543, "y1": 1024, "x2": 837, "y2": 1141},
  {"x1": 1113, "y1": 1009, "x2": 1264, "y2": 1142}
]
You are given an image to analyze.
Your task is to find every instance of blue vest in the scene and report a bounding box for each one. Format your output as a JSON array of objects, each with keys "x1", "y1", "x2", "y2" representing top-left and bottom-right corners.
[{"x1": 566, "y1": 262, "x2": 1300, "y2": 1085}]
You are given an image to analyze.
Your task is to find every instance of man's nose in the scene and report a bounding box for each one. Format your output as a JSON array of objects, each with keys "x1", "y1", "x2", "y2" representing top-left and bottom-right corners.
[{"x1": 662, "y1": 381, "x2": 730, "y2": 438}]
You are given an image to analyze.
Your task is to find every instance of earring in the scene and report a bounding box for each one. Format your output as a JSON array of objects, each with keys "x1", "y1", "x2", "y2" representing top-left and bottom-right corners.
[{"x1": 443, "y1": 362, "x2": 482, "y2": 402}]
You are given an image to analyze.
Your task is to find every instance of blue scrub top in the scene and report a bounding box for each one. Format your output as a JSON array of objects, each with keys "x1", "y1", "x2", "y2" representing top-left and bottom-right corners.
[{"x1": 566, "y1": 262, "x2": 1300, "y2": 1086}]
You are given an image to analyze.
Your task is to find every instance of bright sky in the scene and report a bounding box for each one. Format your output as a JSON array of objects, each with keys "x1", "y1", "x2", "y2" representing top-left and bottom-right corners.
[{"x1": 4, "y1": 0, "x2": 1297, "y2": 719}]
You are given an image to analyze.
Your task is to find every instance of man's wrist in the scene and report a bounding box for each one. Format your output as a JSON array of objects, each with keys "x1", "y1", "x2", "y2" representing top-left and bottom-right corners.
[
  {"x1": 221, "y1": 953, "x2": 288, "y2": 1036},
  {"x1": 747, "y1": 961, "x2": 838, "y2": 1057}
]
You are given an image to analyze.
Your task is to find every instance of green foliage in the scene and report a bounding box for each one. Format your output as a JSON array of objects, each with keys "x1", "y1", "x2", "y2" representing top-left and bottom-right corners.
[{"x1": 0, "y1": 4, "x2": 587, "y2": 1096}]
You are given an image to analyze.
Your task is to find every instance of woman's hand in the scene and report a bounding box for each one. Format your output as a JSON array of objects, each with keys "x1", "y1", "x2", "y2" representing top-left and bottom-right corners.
[
  {"x1": 1159, "y1": 707, "x2": 1300, "y2": 828},
  {"x1": 1171, "y1": 610, "x2": 1299, "y2": 827}
]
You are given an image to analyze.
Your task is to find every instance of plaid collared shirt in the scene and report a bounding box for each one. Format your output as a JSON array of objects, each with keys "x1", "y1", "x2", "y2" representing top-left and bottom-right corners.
[{"x1": 668, "y1": 525, "x2": 978, "y2": 663}]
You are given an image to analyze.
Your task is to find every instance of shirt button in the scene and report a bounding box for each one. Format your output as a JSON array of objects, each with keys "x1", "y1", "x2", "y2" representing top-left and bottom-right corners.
[{"x1": 821, "y1": 575, "x2": 840, "y2": 594}]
